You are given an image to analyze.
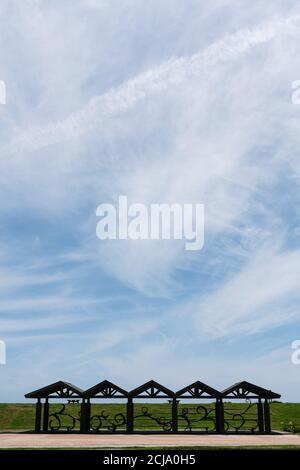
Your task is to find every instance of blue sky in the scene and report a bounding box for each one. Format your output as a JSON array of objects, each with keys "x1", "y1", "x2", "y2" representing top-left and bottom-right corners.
[{"x1": 1, "y1": 0, "x2": 300, "y2": 401}]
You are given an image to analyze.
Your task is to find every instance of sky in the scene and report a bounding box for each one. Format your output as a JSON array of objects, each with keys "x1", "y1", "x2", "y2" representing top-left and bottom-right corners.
[{"x1": 1, "y1": 0, "x2": 300, "y2": 402}]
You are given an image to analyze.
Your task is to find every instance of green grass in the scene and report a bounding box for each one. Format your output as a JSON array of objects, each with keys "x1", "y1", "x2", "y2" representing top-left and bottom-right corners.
[{"x1": 1, "y1": 402, "x2": 300, "y2": 432}]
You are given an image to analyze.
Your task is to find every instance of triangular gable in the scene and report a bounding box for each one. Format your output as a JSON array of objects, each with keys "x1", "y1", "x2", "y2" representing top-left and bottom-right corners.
[
  {"x1": 129, "y1": 380, "x2": 174, "y2": 398},
  {"x1": 221, "y1": 381, "x2": 281, "y2": 399},
  {"x1": 84, "y1": 380, "x2": 128, "y2": 398},
  {"x1": 176, "y1": 381, "x2": 221, "y2": 398},
  {"x1": 25, "y1": 381, "x2": 84, "y2": 399}
]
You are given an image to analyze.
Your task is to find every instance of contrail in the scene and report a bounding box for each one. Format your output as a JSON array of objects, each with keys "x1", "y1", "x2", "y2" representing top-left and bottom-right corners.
[{"x1": 11, "y1": 14, "x2": 300, "y2": 153}]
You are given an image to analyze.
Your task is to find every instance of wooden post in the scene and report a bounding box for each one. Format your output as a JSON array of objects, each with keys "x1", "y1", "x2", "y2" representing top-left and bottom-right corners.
[
  {"x1": 257, "y1": 398, "x2": 264, "y2": 433},
  {"x1": 80, "y1": 399, "x2": 87, "y2": 432},
  {"x1": 126, "y1": 397, "x2": 134, "y2": 432},
  {"x1": 43, "y1": 398, "x2": 49, "y2": 432},
  {"x1": 264, "y1": 399, "x2": 271, "y2": 433},
  {"x1": 35, "y1": 399, "x2": 42, "y2": 432},
  {"x1": 86, "y1": 399, "x2": 91, "y2": 432},
  {"x1": 216, "y1": 399, "x2": 225, "y2": 433},
  {"x1": 172, "y1": 398, "x2": 178, "y2": 432},
  {"x1": 215, "y1": 400, "x2": 219, "y2": 432}
]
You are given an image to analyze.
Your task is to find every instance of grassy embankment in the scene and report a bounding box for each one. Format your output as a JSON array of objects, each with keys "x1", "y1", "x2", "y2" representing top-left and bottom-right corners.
[{"x1": 0, "y1": 402, "x2": 300, "y2": 432}]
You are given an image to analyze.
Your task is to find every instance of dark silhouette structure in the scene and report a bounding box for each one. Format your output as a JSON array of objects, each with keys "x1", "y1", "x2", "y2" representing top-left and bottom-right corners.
[{"x1": 25, "y1": 379, "x2": 280, "y2": 434}]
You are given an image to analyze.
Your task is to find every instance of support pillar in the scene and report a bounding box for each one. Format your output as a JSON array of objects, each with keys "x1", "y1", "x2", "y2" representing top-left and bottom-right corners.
[
  {"x1": 43, "y1": 398, "x2": 49, "y2": 432},
  {"x1": 126, "y1": 397, "x2": 134, "y2": 433},
  {"x1": 215, "y1": 399, "x2": 224, "y2": 433},
  {"x1": 264, "y1": 399, "x2": 271, "y2": 433},
  {"x1": 35, "y1": 399, "x2": 42, "y2": 432},
  {"x1": 257, "y1": 398, "x2": 264, "y2": 433},
  {"x1": 86, "y1": 399, "x2": 91, "y2": 432},
  {"x1": 172, "y1": 398, "x2": 178, "y2": 433},
  {"x1": 80, "y1": 399, "x2": 88, "y2": 432}
]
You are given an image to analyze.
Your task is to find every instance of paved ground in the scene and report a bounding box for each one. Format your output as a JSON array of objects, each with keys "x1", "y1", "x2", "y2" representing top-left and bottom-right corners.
[{"x1": 1, "y1": 432, "x2": 300, "y2": 448}]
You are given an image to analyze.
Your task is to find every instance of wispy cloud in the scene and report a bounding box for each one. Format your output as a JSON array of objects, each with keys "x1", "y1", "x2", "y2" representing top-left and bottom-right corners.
[
  {"x1": 173, "y1": 245, "x2": 300, "y2": 338},
  {"x1": 0, "y1": 314, "x2": 94, "y2": 333},
  {"x1": 10, "y1": 14, "x2": 300, "y2": 153},
  {"x1": 1, "y1": 1, "x2": 300, "y2": 401}
]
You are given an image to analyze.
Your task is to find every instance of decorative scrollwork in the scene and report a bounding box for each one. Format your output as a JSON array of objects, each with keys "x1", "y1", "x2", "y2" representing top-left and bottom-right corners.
[
  {"x1": 134, "y1": 406, "x2": 173, "y2": 431},
  {"x1": 179, "y1": 405, "x2": 216, "y2": 432},
  {"x1": 48, "y1": 404, "x2": 80, "y2": 432},
  {"x1": 224, "y1": 399, "x2": 259, "y2": 432},
  {"x1": 90, "y1": 410, "x2": 126, "y2": 432}
]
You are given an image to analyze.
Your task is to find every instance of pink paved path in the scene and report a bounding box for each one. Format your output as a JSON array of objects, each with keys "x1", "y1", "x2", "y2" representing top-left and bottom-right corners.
[{"x1": 1, "y1": 432, "x2": 300, "y2": 448}]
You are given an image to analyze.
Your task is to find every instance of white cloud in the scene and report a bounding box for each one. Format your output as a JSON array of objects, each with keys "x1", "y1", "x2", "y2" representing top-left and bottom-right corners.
[
  {"x1": 8, "y1": 14, "x2": 300, "y2": 153},
  {"x1": 0, "y1": 314, "x2": 93, "y2": 333},
  {"x1": 175, "y1": 246, "x2": 300, "y2": 337},
  {"x1": 1, "y1": 1, "x2": 300, "y2": 401}
]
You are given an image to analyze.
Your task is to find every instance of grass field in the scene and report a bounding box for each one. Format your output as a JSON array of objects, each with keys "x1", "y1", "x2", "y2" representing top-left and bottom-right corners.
[{"x1": 0, "y1": 402, "x2": 300, "y2": 432}]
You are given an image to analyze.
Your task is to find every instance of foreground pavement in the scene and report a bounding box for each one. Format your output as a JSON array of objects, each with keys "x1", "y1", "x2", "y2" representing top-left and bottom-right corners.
[{"x1": 1, "y1": 432, "x2": 300, "y2": 448}]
